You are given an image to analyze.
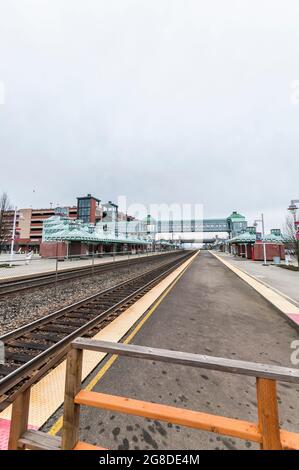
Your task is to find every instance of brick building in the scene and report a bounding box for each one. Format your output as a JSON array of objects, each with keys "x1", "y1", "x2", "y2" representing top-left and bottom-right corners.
[
  {"x1": 39, "y1": 215, "x2": 154, "y2": 258},
  {"x1": 1, "y1": 194, "x2": 116, "y2": 253},
  {"x1": 77, "y1": 194, "x2": 102, "y2": 224},
  {"x1": 1, "y1": 194, "x2": 136, "y2": 254},
  {"x1": 226, "y1": 228, "x2": 285, "y2": 261},
  {"x1": 14, "y1": 206, "x2": 77, "y2": 253},
  {"x1": 0, "y1": 209, "x2": 18, "y2": 251}
]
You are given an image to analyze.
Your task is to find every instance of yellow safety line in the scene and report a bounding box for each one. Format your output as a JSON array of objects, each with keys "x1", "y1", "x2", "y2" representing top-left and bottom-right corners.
[{"x1": 48, "y1": 252, "x2": 197, "y2": 436}]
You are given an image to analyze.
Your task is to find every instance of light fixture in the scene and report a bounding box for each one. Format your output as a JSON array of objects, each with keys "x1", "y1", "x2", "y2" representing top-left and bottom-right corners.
[{"x1": 288, "y1": 203, "x2": 297, "y2": 215}]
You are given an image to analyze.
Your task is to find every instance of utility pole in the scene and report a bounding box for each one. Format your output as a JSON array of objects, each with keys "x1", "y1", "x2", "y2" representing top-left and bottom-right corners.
[
  {"x1": 254, "y1": 213, "x2": 267, "y2": 266},
  {"x1": 261, "y1": 213, "x2": 267, "y2": 266}
]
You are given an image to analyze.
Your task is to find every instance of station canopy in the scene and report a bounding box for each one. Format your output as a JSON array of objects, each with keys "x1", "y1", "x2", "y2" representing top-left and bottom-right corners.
[
  {"x1": 42, "y1": 216, "x2": 153, "y2": 245},
  {"x1": 227, "y1": 231, "x2": 284, "y2": 244}
]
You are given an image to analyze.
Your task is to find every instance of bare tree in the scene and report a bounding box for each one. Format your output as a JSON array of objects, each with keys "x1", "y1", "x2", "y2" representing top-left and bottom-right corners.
[
  {"x1": 0, "y1": 192, "x2": 12, "y2": 251},
  {"x1": 284, "y1": 215, "x2": 299, "y2": 267}
]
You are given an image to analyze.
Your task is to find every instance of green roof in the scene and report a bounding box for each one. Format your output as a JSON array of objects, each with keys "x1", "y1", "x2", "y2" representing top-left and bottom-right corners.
[
  {"x1": 42, "y1": 216, "x2": 152, "y2": 245},
  {"x1": 143, "y1": 214, "x2": 156, "y2": 224},
  {"x1": 227, "y1": 211, "x2": 245, "y2": 221},
  {"x1": 227, "y1": 231, "x2": 284, "y2": 244},
  {"x1": 227, "y1": 232, "x2": 256, "y2": 243},
  {"x1": 263, "y1": 233, "x2": 284, "y2": 243}
]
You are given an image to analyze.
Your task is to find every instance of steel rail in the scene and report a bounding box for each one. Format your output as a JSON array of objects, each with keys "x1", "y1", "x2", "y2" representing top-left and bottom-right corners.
[
  {"x1": 0, "y1": 251, "x2": 194, "y2": 400},
  {"x1": 0, "y1": 252, "x2": 187, "y2": 342}
]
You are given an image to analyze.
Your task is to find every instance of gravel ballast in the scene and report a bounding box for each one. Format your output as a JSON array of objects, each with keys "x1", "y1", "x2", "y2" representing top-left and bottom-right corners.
[{"x1": 0, "y1": 255, "x2": 180, "y2": 336}]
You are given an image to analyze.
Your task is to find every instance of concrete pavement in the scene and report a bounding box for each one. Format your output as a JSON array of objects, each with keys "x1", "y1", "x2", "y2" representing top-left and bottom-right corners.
[
  {"x1": 62, "y1": 252, "x2": 299, "y2": 450},
  {"x1": 0, "y1": 251, "x2": 169, "y2": 281},
  {"x1": 215, "y1": 251, "x2": 299, "y2": 306}
]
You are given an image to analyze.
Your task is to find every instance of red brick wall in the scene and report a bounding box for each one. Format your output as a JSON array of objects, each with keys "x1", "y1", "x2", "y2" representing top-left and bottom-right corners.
[
  {"x1": 89, "y1": 199, "x2": 96, "y2": 223},
  {"x1": 69, "y1": 242, "x2": 89, "y2": 255},
  {"x1": 252, "y1": 243, "x2": 285, "y2": 261},
  {"x1": 40, "y1": 242, "x2": 67, "y2": 258},
  {"x1": 247, "y1": 244, "x2": 253, "y2": 259},
  {"x1": 80, "y1": 243, "x2": 89, "y2": 255},
  {"x1": 40, "y1": 242, "x2": 91, "y2": 257}
]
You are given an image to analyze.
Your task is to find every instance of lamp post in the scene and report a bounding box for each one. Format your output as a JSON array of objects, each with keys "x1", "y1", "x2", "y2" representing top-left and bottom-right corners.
[
  {"x1": 9, "y1": 207, "x2": 18, "y2": 267},
  {"x1": 254, "y1": 213, "x2": 267, "y2": 266},
  {"x1": 288, "y1": 200, "x2": 299, "y2": 226}
]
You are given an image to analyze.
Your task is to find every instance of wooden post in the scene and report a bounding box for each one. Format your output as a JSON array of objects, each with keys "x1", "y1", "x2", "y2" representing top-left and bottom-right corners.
[
  {"x1": 8, "y1": 387, "x2": 31, "y2": 450},
  {"x1": 256, "y1": 378, "x2": 282, "y2": 449},
  {"x1": 61, "y1": 347, "x2": 83, "y2": 450}
]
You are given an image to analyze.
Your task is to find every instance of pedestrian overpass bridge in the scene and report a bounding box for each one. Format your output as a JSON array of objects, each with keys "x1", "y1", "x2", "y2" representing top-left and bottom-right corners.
[
  {"x1": 167, "y1": 238, "x2": 218, "y2": 244},
  {"x1": 153, "y1": 212, "x2": 247, "y2": 237},
  {"x1": 98, "y1": 212, "x2": 248, "y2": 240}
]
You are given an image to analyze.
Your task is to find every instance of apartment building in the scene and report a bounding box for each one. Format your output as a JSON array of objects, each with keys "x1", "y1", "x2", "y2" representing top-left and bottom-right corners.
[
  {"x1": 1, "y1": 194, "x2": 133, "y2": 253},
  {"x1": 15, "y1": 206, "x2": 77, "y2": 252}
]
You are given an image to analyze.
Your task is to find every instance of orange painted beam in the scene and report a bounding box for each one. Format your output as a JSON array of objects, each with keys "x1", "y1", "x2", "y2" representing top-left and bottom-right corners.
[
  {"x1": 75, "y1": 391, "x2": 262, "y2": 443},
  {"x1": 74, "y1": 441, "x2": 107, "y2": 451},
  {"x1": 280, "y1": 430, "x2": 299, "y2": 450}
]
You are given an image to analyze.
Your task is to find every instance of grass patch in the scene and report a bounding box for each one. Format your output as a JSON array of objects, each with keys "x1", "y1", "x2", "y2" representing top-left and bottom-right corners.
[{"x1": 278, "y1": 264, "x2": 299, "y2": 271}]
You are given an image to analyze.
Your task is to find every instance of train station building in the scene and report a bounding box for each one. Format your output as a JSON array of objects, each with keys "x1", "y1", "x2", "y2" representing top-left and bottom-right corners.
[
  {"x1": 225, "y1": 227, "x2": 285, "y2": 261},
  {"x1": 1, "y1": 193, "x2": 290, "y2": 261},
  {"x1": 5, "y1": 194, "x2": 137, "y2": 254},
  {"x1": 39, "y1": 214, "x2": 175, "y2": 258}
]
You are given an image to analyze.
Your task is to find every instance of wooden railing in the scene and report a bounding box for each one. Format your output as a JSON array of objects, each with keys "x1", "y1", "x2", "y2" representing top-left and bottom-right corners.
[{"x1": 8, "y1": 339, "x2": 299, "y2": 450}]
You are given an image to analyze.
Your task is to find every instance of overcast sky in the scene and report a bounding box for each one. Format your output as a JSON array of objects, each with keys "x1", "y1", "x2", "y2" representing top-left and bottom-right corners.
[{"x1": 0, "y1": 0, "x2": 299, "y2": 231}]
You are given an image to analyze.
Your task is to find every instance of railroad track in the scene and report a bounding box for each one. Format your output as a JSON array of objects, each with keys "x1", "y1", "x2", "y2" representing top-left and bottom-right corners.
[
  {"x1": 0, "y1": 250, "x2": 194, "y2": 410},
  {"x1": 0, "y1": 251, "x2": 179, "y2": 296}
]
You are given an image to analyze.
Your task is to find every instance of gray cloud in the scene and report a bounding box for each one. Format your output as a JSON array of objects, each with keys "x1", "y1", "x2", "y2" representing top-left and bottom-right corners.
[{"x1": 1, "y1": 0, "x2": 299, "y2": 231}]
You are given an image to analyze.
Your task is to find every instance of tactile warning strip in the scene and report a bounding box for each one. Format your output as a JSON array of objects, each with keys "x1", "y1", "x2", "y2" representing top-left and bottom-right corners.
[
  {"x1": 0, "y1": 418, "x2": 38, "y2": 450},
  {"x1": 0, "y1": 252, "x2": 198, "y2": 449}
]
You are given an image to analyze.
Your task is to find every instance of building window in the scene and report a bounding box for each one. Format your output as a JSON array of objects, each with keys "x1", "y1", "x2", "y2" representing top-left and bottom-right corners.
[{"x1": 78, "y1": 199, "x2": 91, "y2": 223}]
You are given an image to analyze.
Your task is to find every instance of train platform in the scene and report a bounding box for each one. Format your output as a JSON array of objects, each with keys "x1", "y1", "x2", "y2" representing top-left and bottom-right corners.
[
  {"x1": 214, "y1": 251, "x2": 299, "y2": 307},
  {"x1": 0, "y1": 251, "x2": 170, "y2": 281},
  {"x1": 211, "y1": 251, "x2": 299, "y2": 328},
  {"x1": 42, "y1": 252, "x2": 299, "y2": 450}
]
